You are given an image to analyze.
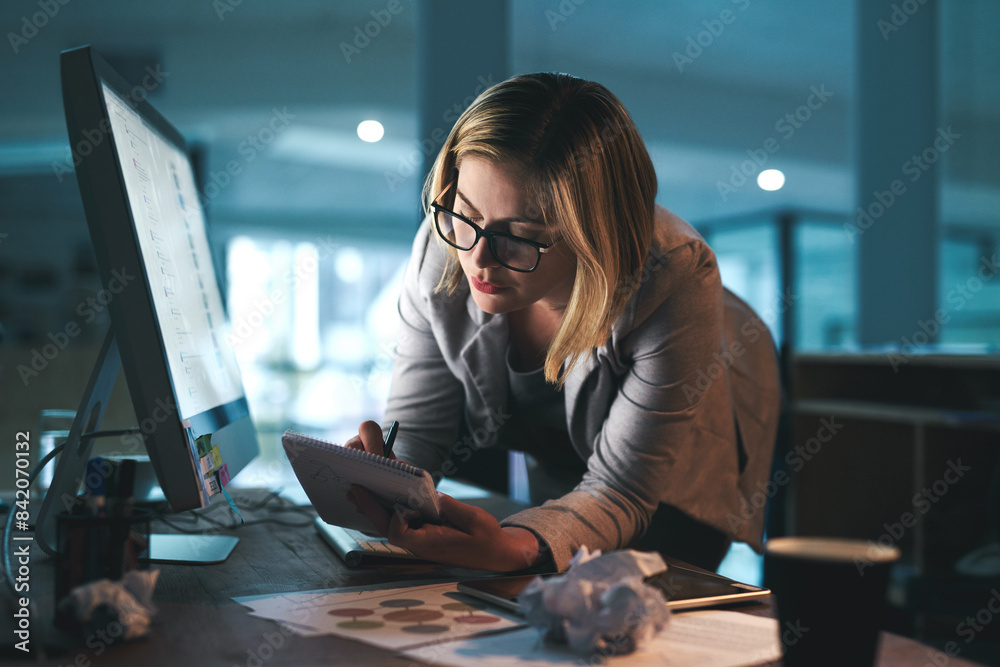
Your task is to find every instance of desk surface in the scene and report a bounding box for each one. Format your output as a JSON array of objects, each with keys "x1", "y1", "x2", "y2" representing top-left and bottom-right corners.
[{"x1": 11, "y1": 490, "x2": 986, "y2": 667}]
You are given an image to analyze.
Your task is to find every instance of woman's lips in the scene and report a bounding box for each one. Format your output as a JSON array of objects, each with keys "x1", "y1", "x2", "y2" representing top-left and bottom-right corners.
[{"x1": 470, "y1": 275, "x2": 508, "y2": 294}]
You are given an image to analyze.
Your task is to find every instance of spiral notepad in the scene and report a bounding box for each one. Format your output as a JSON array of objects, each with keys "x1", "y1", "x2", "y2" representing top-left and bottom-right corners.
[{"x1": 282, "y1": 430, "x2": 441, "y2": 533}]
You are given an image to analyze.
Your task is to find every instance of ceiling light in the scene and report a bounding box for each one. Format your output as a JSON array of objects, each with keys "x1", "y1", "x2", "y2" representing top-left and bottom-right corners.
[
  {"x1": 357, "y1": 120, "x2": 384, "y2": 143},
  {"x1": 757, "y1": 169, "x2": 785, "y2": 191}
]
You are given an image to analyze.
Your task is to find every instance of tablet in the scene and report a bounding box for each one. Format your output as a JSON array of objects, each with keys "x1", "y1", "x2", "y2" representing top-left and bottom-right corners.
[{"x1": 458, "y1": 559, "x2": 770, "y2": 613}]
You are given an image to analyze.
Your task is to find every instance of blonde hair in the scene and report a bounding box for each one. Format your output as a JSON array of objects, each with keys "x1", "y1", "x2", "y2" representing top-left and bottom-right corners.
[{"x1": 422, "y1": 73, "x2": 657, "y2": 387}]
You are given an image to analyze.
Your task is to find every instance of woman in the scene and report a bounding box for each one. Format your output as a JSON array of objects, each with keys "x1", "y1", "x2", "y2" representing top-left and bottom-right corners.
[{"x1": 346, "y1": 72, "x2": 781, "y2": 573}]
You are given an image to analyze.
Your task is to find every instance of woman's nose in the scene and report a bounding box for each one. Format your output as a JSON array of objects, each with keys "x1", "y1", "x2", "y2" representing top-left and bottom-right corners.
[{"x1": 467, "y1": 237, "x2": 500, "y2": 269}]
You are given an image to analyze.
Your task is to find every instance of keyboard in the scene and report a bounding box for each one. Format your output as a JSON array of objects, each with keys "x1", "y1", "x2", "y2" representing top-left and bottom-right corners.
[
  {"x1": 314, "y1": 517, "x2": 419, "y2": 567},
  {"x1": 342, "y1": 527, "x2": 414, "y2": 556}
]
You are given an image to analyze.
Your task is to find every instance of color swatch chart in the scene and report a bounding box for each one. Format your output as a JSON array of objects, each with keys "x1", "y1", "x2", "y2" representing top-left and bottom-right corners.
[{"x1": 235, "y1": 581, "x2": 525, "y2": 651}]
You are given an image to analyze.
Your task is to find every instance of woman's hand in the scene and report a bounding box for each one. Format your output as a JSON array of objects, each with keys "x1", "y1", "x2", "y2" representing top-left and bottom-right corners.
[
  {"x1": 344, "y1": 420, "x2": 395, "y2": 459},
  {"x1": 346, "y1": 486, "x2": 544, "y2": 572}
]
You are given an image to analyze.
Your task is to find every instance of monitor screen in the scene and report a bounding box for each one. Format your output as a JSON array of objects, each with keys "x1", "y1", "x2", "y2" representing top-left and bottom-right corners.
[
  {"x1": 36, "y1": 46, "x2": 260, "y2": 556},
  {"x1": 102, "y1": 81, "x2": 244, "y2": 419}
]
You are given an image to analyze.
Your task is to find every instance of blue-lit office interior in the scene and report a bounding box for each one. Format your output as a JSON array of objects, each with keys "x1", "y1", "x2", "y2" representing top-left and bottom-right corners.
[{"x1": 1, "y1": 1, "x2": 998, "y2": 663}]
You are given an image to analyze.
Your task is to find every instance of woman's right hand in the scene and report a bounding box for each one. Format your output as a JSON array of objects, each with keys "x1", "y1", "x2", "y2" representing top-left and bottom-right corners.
[{"x1": 344, "y1": 420, "x2": 396, "y2": 459}]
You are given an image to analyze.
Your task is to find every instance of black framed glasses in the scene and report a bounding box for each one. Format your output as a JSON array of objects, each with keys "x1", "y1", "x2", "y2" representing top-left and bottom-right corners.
[{"x1": 430, "y1": 180, "x2": 560, "y2": 273}]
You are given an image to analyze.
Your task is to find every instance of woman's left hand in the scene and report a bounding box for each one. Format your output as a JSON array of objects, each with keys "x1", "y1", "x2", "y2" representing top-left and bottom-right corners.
[{"x1": 346, "y1": 486, "x2": 544, "y2": 571}]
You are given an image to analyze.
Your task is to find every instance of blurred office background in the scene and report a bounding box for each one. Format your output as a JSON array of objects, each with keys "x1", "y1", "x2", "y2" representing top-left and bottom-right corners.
[{"x1": 0, "y1": 0, "x2": 998, "y2": 654}]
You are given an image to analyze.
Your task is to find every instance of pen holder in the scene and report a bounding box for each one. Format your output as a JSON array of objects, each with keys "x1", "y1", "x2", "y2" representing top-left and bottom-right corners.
[{"x1": 54, "y1": 509, "x2": 151, "y2": 605}]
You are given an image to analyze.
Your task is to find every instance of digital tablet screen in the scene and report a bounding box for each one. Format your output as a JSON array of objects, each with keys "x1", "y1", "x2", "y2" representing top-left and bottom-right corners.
[{"x1": 458, "y1": 561, "x2": 769, "y2": 613}]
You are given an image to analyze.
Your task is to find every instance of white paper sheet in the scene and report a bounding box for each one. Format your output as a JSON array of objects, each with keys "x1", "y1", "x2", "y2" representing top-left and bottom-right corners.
[{"x1": 401, "y1": 610, "x2": 782, "y2": 667}]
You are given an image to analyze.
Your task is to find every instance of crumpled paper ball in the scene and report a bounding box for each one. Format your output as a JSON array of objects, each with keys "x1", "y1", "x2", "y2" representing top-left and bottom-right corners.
[
  {"x1": 519, "y1": 546, "x2": 671, "y2": 656},
  {"x1": 57, "y1": 569, "x2": 160, "y2": 642}
]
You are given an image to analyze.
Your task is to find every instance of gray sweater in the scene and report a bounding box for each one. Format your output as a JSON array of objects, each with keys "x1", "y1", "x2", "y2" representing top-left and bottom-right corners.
[{"x1": 387, "y1": 206, "x2": 781, "y2": 571}]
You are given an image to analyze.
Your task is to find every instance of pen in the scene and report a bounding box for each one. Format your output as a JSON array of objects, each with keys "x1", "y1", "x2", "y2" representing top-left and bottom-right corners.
[
  {"x1": 383, "y1": 420, "x2": 399, "y2": 458},
  {"x1": 84, "y1": 457, "x2": 107, "y2": 517}
]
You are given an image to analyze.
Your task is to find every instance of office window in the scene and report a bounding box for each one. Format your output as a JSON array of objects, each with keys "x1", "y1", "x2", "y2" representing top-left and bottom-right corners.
[
  {"x1": 795, "y1": 219, "x2": 857, "y2": 350},
  {"x1": 939, "y1": 235, "x2": 1000, "y2": 346},
  {"x1": 224, "y1": 234, "x2": 409, "y2": 488},
  {"x1": 939, "y1": 1, "x2": 1000, "y2": 348},
  {"x1": 703, "y1": 215, "x2": 859, "y2": 352},
  {"x1": 703, "y1": 222, "x2": 782, "y2": 344}
]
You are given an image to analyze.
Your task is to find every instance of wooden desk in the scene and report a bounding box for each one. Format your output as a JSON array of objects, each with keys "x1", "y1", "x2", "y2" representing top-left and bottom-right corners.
[{"x1": 16, "y1": 490, "x2": 985, "y2": 667}]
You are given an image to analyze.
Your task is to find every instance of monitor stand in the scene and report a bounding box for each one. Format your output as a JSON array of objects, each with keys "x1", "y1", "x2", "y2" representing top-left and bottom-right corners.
[
  {"x1": 148, "y1": 534, "x2": 239, "y2": 564},
  {"x1": 36, "y1": 328, "x2": 240, "y2": 565}
]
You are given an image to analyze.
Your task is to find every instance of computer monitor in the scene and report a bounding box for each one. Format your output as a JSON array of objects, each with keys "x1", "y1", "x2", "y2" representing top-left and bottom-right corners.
[{"x1": 36, "y1": 45, "x2": 260, "y2": 561}]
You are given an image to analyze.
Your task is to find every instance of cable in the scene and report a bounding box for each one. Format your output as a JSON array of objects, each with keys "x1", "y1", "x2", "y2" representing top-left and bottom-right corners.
[
  {"x1": 77, "y1": 428, "x2": 144, "y2": 439},
  {"x1": 154, "y1": 515, "x2": 315, "y2": 533},
  {"x1": 2, "y1": 427, "x2": 306, "y2": 663},
  {"x1": 147, "y1": 488, "x2": 315, "y2": 534},
  {"x1": 3, "y1": 441, "x2": 66, "y2": 599},
  {"x1": 3, "y1": 430, "x2": 308, "y2": 597},
  {"x1": 2, "y1": 429, "x2": 141, "y2": 599},
  {"x1": 2, "y1": 428, "x2": 143, "y2": 661},
  {"x1": 2, "y1": 439, "x2": 66, "y2": 664}
]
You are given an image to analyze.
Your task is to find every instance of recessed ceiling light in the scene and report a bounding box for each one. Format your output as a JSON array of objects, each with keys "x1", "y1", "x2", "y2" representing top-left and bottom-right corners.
[
  {"x1": 357, "y1": 120, "x2": 384, "y2": 143},
  {"x1": 757, "y1": 169, "x2": 785, "y2": 191}
]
